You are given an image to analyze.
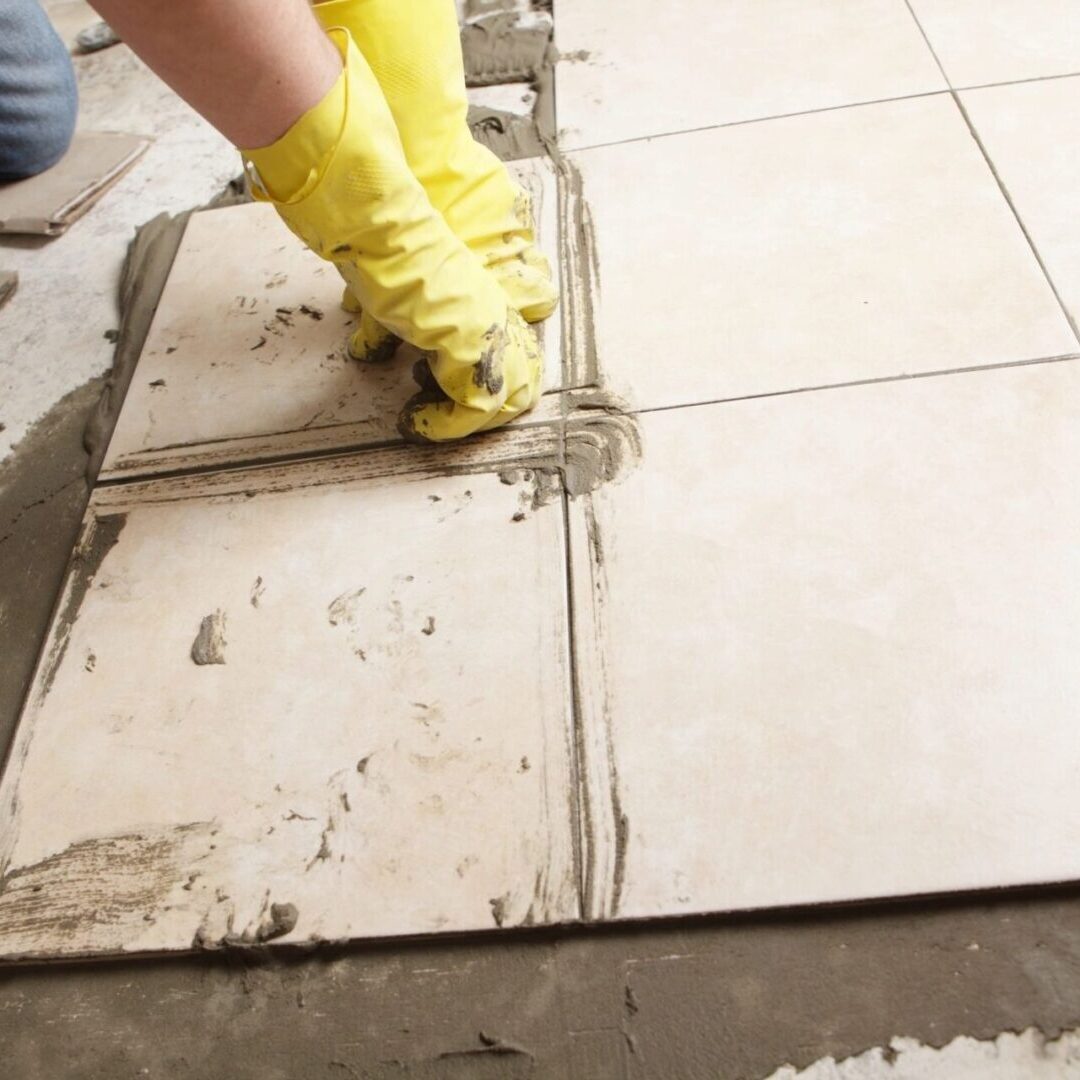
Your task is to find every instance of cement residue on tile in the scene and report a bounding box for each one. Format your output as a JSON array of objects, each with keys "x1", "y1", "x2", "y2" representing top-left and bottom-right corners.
[
  {"x1": 190, "y1": 611, "x2": 227, "y2": 666},
  {"x1": 563, "y1": 407, "x2": 643, "y2": 499},
  {"x1": 193, "y1": 897, "x2": 299, "y2": 950},
  {"x1": 468, "y1": 104, "x2": 547, "y2": 160},
  {"x1": 0, "y1": 822, "x2": 216, "y2": 961}
]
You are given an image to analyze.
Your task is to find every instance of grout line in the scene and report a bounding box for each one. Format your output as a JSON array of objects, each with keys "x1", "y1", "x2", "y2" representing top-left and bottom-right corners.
[
  {"x1": 956, "y1": 68, "x2": 1080, "y2": 94},
  {"x1": 900, "y1": 0, "x2": 1080, "y2": 345},
  {"x1": 629, "y1": 352, "x2": 1080, "y2": 419},
  {"x1": 560, "y1": 87, "x2": 954, "y2": 155},
  {"x1": 559, "y1": 68, "x2": 1080, "y2": 160},
  {"x1": 559, "y1": 478, "x2": 590, "y2": 921},
  {"x1": 950, "y1": 91, "x2": 1080, "y2": 344},
  {"x1": 900, "y1": 0, "x2": 952, "y2": 84}
]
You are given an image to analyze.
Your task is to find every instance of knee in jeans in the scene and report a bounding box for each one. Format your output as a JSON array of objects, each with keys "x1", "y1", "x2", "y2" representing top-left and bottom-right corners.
[{"x1": 0, "y1": 3, "x2": 80, "y2": 181}]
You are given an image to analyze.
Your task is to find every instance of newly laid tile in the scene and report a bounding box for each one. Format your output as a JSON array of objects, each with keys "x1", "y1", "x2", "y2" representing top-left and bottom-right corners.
[
  {"x1": 100, "y1": 157, "x2": 563, "y2": 479},
  {"x1": 961, "y1": 76, "x2": 1080, "y2": 331},
  {"x1": 555, "y1": 0, "x2": 945, "y2": 150},
  {"x1": 909, "y1": 0, "x2": 1080, "y2": 87},
  {"x1": 568, "y1": 359, "x2": 1080, "y2": 921},
  {"x1": 570, "y1": 95, "x2": 1077, "y2": 412},
  {"x1": 0, "y1": 433, "x2": 577, "y2": 960}
]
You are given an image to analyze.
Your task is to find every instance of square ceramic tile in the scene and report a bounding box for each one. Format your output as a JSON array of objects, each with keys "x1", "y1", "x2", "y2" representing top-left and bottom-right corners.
[
  {"x1": 0, "y1": 430, "x2": 577, "y2": 960},
  {"x1": 568, "y1": 359, "x2": 1080, "y2": 921},
  {"x1": 99, "y1": 156, "x2": 563, "y2": 479},
  {"x1": 0, "y1": 132, "x2": 147, "y2": 235},
  {"x1": 569, "y1": 95, "x2": 1077, "y2": 413},
  {"x1": 961, "y1": 76, "x2": 1080, "y2": 333},
  {"x1": 908, "y1": 0, "x2": 1080, "y2": 87},
  {"x1": 555, "y1": 0, "x2": 945, "y2": 150}
]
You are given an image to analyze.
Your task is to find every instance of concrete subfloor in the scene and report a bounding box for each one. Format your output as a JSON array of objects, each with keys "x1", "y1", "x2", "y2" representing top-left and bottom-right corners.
[
  {"x1": 2, "y1": 884, "x2": 1080, "y2": 1077},
  {"x1": 4, "y1": 6, "x2": 1080, "y2": 1079}
]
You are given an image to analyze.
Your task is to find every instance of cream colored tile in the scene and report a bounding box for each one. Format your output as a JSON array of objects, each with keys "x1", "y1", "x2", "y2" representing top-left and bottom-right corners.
[
  {"x1": 100, "y1": 159, "x2": 563, "y2": 479},
  {"x1": 555, "y1": 0, "x2": 945, "y2": 150},
  {"x1": 961, "y1": 76, "x2": 1080, "y2": 333},
  {"x1": 570, "y1": 95, "x2": 1077, "y2": 412},
  {"x1": 908, "y1": 0, "x2": 1080, "y2": 87},
  {"x1": 0, "y1": 436, "x2": 576, "y2": 960},
  {"x1": 569, "y1": 360, "x2": 1080, "y2": 921}
]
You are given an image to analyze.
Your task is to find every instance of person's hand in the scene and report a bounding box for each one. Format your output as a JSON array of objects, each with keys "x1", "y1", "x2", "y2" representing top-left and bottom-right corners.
[
  {"x1": 397, "y1": 310, "x2": 543, "y2": 442},
  {"x1": 245, "y1": 28, "x2": 543, "y2": 442}
]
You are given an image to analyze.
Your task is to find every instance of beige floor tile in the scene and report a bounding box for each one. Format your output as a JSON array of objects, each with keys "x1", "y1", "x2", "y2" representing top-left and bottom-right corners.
[
  {"x1": 100, "y1": 158, "x2": 563, "y2": 479},
  {"x1": 0, "y1": 433, "x2": 577, "y2": 960},
  {"x1": 908, "y1": 0, "x2": 1080, "y2": 87},
  {"x1": 568, "y1": 360, "x2": 1080, "y2": 921},
  {"x1": 570, "y1": 95, "x2": 1077, "y2": 412},
  {"x1": 961, "y1": 76, "x2": 1080, "y2": 334},
  {"x1": 554, "y1": 0, "x2": 945, "y2": 150}
]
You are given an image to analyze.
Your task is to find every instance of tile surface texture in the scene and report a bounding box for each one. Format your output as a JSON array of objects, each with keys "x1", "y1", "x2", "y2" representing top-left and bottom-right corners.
[
  {"x1": 100, "y1": 159, "x2": 562, "y2": 478},
  {"x1": 0, "y1": 448, "x2": 577, "y2": 959},
  {"x1": 568, "y1": 360, "x2": 1080, "y2": 921},
  {"x1": 554, "y1": 0, "x2": 946, "y2": 150},
  {"x1": 570, "y1": 95, "x2": 1077, "y2": 412},
  {"x1": 908, "y1": 0, "x2": 1080, "y2": 87},
  {"x1": 961, "y1": 76, "x2": 1080, "y2": 333}
]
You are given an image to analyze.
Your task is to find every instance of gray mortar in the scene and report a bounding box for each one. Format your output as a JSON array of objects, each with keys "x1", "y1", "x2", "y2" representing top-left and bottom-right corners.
[
  {"x1": 2, "y1": 891, "x2": 1080, "y2": 1077},
  {"x1": 0, "y1": 381, "x2": 100, "y2": 757},
  {"x1": 190, "y1": 611, "x2": 227, "y2": 666},
  {"x1": 468, "y1": 104, "x2": 547, "y2": 161},
  {"x1": 461, "y1": 12, "x2": 552, "y2": 86},
  {"x1": 460, "y1": 10, "x2": 553, "y2": 160}
]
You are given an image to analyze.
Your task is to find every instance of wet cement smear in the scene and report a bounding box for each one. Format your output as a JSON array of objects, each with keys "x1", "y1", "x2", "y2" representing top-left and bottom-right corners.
[
  {"x1": 563, "y1": 409, "x2": 643, "y2": 499},
  {"x1": 0, "y1": 380, "x2": 102, "y2": 759},
  {"x1": 468, "y1": 105, "x2": 547, "y2": 161},
  {"x1": 0, "y1": 822, "x2": 215, "y2": 960},
  {"x1": 461, "y1": 12, "x2": 552, "y2": 86},
  {"x1": 327, "y1": 587, "x2": 366, "y2": 627},
  {"x1": 190, "y1": 611, "x2": 227, "y2": 665}
]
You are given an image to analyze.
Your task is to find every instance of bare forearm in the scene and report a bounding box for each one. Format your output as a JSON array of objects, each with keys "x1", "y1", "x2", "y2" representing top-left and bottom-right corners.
[{"x1": 89, "y1": 0, "x2": 340, "y2": 147}]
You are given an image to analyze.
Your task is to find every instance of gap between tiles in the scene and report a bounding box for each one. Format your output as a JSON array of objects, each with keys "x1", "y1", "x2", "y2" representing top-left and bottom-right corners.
[
  {"x1": 550, "y1": 88, "x2": 957, "y2": 156},
  {"x1": 950, "y1": 68, "x2": 1080, "y2": 93},
  {"x1": 948, "y1": 91, "x2": 1080, "y2": 345},
  {"x1": 625, "y1": 352, "x2": 1080, "y2": 420},
  {"x1": 899, "y1": 1, "x2": 1080, "y2": 345}
]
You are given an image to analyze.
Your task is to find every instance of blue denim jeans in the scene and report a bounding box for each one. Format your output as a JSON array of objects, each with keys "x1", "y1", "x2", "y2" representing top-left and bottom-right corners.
[{"x1": 0, "y1": 0, "x2": 78, "y2": 181}]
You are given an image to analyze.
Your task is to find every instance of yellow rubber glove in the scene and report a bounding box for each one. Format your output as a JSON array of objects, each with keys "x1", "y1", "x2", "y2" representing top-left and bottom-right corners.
[
  {"x1": 313, "y1": 0, "x2": 557, "y2": 361},
  {"x1": 243, "y1": 30, "x2": 541, "y2": 442}
]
